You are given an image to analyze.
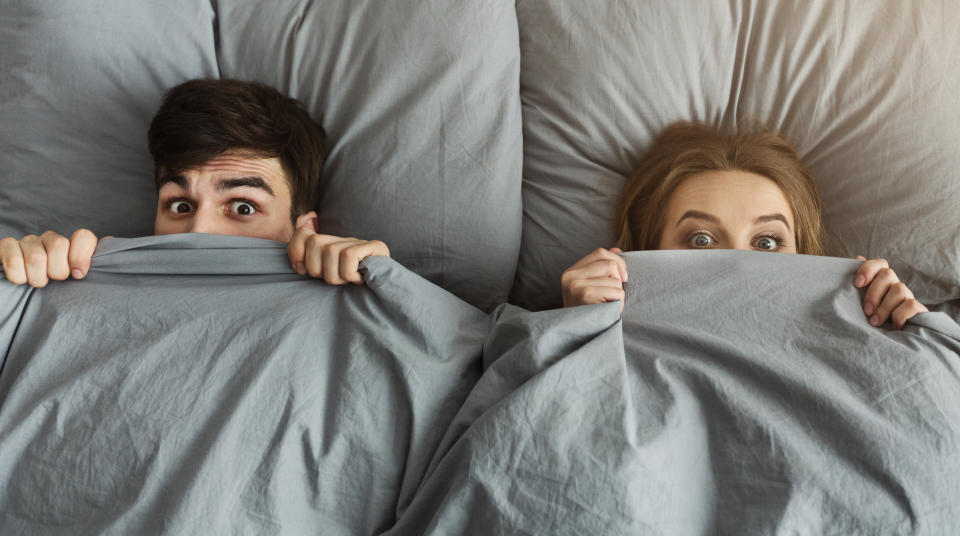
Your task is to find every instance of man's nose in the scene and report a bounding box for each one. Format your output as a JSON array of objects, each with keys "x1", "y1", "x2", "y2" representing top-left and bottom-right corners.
[{"x1": 187, "y1": 210, "x2": 221, "y2": 235}]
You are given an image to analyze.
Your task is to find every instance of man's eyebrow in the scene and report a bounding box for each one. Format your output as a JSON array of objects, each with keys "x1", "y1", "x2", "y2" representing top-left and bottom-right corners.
[
  {"x1": 158, "y1": 174, "x2": 188, "y2": 188},
  {"x1": 754, "y1": 213, "x2": 791, "y2": 229},
  {"x1": 216, "y1": 176, "x2": 275, "y2": 196},
  {"x1": 676, "y1": 210, "x2": 721, "y2": 227}
]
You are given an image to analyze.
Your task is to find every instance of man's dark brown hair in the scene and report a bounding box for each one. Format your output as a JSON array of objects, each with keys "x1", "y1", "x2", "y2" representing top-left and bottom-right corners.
[{"x1": 147, "y1": 79, "x2": 326, "y2": 219}]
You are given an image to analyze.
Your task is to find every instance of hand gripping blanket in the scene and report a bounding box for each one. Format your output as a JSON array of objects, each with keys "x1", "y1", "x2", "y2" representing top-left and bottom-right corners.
[
  {"x1": 2, "y1": 241, "x2": 959, "y2": 535},
  {"x1": 389, "y1": 251, "x2": 960, "y2": 535},
  {"x1": 0, "y1": 235, "x2": 489, "y2": 535}
]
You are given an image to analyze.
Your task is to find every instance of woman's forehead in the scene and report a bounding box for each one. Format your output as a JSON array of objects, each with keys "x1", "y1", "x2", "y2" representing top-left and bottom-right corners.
[{"x1": 667, "y1": 170, "x2": 795, "y2": 224}]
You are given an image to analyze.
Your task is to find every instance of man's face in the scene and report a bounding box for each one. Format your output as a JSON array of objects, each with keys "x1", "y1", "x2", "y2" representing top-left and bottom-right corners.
[{"x1": 154, "y1": 153, "x2": 315, "y2": 242}]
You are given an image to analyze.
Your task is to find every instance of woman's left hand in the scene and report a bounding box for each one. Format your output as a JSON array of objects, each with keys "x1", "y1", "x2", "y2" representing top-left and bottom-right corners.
[{"x1": 853, "y1": 256, "x2": 928, "y2": 330}]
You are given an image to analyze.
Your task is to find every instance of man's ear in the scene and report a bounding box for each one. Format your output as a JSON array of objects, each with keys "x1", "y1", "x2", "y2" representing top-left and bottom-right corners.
[{"x1": 295, "y1": 210, "x2": 319, "y2": 232}]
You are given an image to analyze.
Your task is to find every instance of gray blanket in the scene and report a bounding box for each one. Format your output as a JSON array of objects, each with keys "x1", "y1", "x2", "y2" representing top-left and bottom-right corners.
[
  {"x1": 0, "y1": 235, "x2": 489, "y2": 535},
  {"x1": 2, "y1": 238, "x2": 959, "y2": 535},
  {"x1": 389, "y1": 251, "x2": 960, "y2": 535}
]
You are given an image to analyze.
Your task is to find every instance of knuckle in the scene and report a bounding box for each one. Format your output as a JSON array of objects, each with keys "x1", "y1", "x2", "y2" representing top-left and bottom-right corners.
[
  {"x1": 24, "y1": 250, "x2": 46, "y2": 267},
  {"x1": 51, "y1": 236, "x2": 70, "y2": 250},
  {"x1": 71, "y1": 229, "x2": 94, "y2": 242}
]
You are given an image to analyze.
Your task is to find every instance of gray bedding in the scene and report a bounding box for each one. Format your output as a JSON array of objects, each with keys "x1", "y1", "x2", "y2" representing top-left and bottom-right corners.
[{"x1": 2, "y1": 238, "x2": 959, "y2": 534}]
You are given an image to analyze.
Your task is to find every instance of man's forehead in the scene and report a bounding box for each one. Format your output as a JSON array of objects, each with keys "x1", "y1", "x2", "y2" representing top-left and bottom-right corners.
[{"x1": 198, "y1": 154, "x2": 284, "y2": 177}]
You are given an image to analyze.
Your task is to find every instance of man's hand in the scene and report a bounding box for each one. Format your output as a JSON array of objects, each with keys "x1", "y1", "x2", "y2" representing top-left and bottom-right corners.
[
  {"x1": 0, "y1": 229, "x2": 99, "y2": 288},
  {"x1": 561, "y1": 247, "x2": 628, "y2": 311},
  {"x1": 854, "y1": 256, "x2": 928, "y2": 330},
  {"x1": 286, "y1": 225, "x2": 390, "y2": 285}
]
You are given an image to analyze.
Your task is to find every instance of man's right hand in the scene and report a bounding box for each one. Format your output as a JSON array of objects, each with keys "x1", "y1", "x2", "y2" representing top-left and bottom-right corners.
[{"x1": 0, "y1": 229, "x2": 99, "y2": 287}]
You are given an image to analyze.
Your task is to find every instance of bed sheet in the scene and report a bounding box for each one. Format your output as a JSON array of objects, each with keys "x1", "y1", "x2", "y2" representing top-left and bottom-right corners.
[
  {"x1": 390, "y1": 251, "x2": 960, "y2": 534},
  {"x1": 0, "y1": 235, "x2": 489, "y2": 535},
  {"x1": 2, "y1": 243, "x2": 959, "y2": 534}
]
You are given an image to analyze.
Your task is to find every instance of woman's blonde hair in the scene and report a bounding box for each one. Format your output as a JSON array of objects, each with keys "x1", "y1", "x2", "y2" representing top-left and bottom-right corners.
[{"x1": 615, "y1": 121, "x2": 824, "y2": 255}]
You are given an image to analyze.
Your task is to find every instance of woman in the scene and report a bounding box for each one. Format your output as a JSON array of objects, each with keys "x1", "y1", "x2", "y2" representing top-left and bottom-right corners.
[{"x1": 561, "y1": 122, "x2": 927, "y2": 330}]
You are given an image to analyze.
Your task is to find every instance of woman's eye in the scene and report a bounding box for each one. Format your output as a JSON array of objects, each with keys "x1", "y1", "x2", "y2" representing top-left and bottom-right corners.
[
  {"x1": 170, "y1": 200, "x2": 193, "y2": 214},
  {"x1": 690, "y1": 233, "x2": 713, "y2": 248},
  {"x1": 230, "y1": 201, "x2": 258, "y2": 216},
  {"x1": 755, "y1": 236, "x2": 780, "y2": 251}
]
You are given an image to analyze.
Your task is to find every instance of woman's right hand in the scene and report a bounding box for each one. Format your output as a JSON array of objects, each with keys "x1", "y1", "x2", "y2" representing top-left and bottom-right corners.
[
  {"x1": 0, "y1": 229, "x2": 99, "y2": 287},
  {"x1": 560, "y1": 247, "x2": 628, "y2": 310}
]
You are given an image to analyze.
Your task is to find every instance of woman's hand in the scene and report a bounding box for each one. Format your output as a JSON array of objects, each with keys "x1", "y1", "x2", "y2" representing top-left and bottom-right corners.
[
  {"x1": 561, "y1": 248, "x2": 628, "y2": 310},
  {"x1": 286, "y1": 225, "x2": 390, "y2": 285},
  {"x1": 0, "y1": 229, "x2": 99, "y2": 287},
  {"x1": 854, "y1": 256, "x2": 928, "y2": 330}
]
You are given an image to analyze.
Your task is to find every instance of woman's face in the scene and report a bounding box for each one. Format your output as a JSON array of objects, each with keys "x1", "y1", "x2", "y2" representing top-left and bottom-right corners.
[{"x1": 657, "y1": 170, "x2": 797, "y2": 253}]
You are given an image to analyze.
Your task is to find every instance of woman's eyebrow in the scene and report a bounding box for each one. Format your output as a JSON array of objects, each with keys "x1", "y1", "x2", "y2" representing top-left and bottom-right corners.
[
  {"x1": 216, "y1": 176, "x2": 275, "y2": 196},
  {"x1": 676, "y1": 210, "x2": 721, "y2": 227},
  {"x1": 754, "y1": 213, "x2": 791, "y2": 228}
]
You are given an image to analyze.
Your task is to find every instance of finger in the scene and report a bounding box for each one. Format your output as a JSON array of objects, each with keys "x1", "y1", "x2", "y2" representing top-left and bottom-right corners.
[
  {"x1": 322, "y1": 240, "x2": 353, "y2": 285},
  {"x1": 890, "y1": 299, "x2": 928, "y2": 330},
  {"x1": 576, "y1": 285, "x2": 626, "y2": 306},
  {"x1": 287, "y1": 226, "x2": 315, "y2": 275},
  {"x1": 303, "y1": 234, "x2": 343, "y2": 279},
  {"x1": 19, "y1": 235, "x2": 49, "y2": 288},
  {"x1": 854, "y1": 257, "x2": 889, "y2": 288},
  {"x1": 67, "y1": 229, "x2": 98, "y2": 279},
  {"x1": 855, "y1": 255, "x2": 866, "y2": 261},
  {"x1": 563, "y1": 277, "x2": 626, "y2": 307},
  {"x1": 562, "y1": 259, "x2": 626, "y2": 285},
  {"x1": 568, "y1": 248, "x2": 627, "y2": 280},
  {"x1": 862, "y1": 267, "x2": 899, "y2": 317},
  {"x1": 567, "y1": 277, "x2": 626, "y2": 292},
  {"x1": 40, "y1": 231, "x2": 71, "y2": 281},
  {"x1": 0, "y1": 237, "x2": 27, "y2": 285},
  {"x1": 870, "y1": 281, "x2": 913, "y2": 327},
  {"x1": 338, "y1": 241, "x2": 388, "y2": 285}
]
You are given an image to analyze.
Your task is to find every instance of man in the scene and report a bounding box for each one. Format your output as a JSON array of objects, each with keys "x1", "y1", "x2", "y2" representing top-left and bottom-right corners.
[{"x1": 0, "y1": 79, "x2": 388, "y2": 287}]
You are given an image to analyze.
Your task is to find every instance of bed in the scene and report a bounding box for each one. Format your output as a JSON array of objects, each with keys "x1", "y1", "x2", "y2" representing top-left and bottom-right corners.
[{"x1": 1, "y1": 1, "x2": 959, "y2": 534}]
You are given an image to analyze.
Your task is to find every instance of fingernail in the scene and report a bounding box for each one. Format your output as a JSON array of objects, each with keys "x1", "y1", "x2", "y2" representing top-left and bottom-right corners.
[
  {"x1": 71, "y1": 269, "x2": 84, "y2": 279},
  {"x1": 855, "y1": 275, "x2": 865, "y2": 287},
  {"x1": 294, "y1": 263, "x2": 306, "y2": 275},
  {"x1": 863, "y1": 302, "x2": 874, "y2": 315},
  {"x1": 870, "y1": 315, "x2": 881, "y2": 326}
]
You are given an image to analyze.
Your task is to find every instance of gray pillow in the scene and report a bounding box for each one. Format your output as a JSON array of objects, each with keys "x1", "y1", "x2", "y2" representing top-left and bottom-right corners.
[
  {"x1": 0, "y1": 0, "x2": 523, "y2": 311},
  {"x1": 512, "y1": 0, "x2": 960, "y2": 311}
]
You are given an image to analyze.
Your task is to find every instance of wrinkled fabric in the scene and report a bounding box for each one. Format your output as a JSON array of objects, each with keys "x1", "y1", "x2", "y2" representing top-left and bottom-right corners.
[
  {"x1": 0, "y1": 235, "x2": 489, "y2": 535},
  {"x1": 390, "y1": 251, "x2": 960, "y2": 535},
  {"x1": 2, "y1": 242, "x2": 959, "y2": 535}
]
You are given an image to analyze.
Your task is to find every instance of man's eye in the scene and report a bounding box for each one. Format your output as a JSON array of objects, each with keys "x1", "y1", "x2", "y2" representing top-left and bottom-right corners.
[
  {"x1": 689, "y1": 233, "x2": 714, "y2": 248},
  {"x1": 170, "y1": 200, "x2": 193, "y2": 214},
  {"x1": 230, "y1": 200, "x2": 258, "y2": 216},
  {"x1": 755, "y1": 236, "x2": 782, "y2": 251}
]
